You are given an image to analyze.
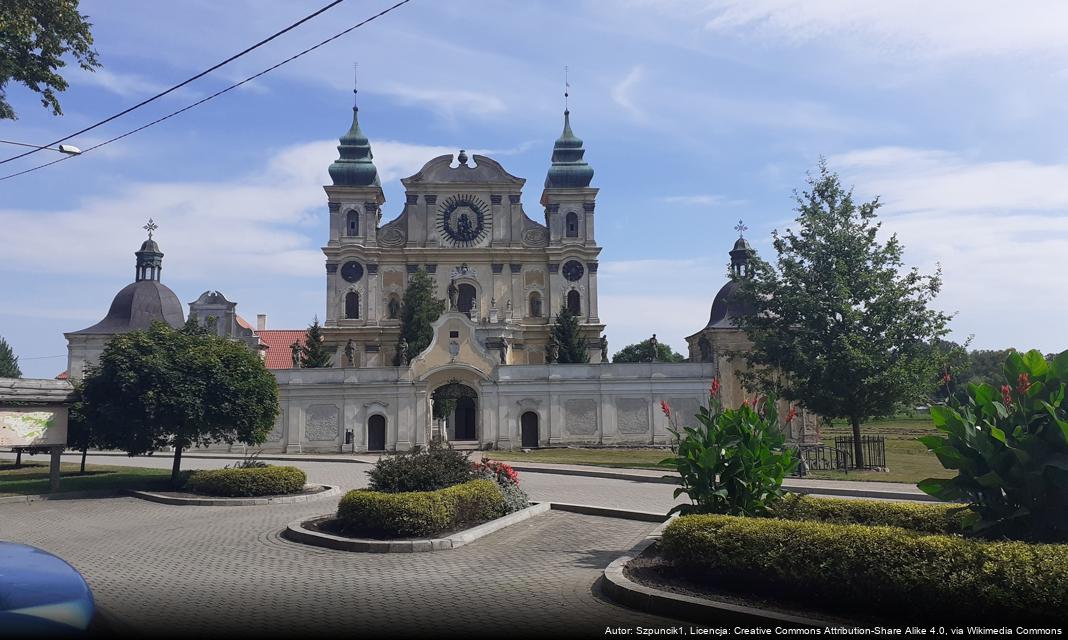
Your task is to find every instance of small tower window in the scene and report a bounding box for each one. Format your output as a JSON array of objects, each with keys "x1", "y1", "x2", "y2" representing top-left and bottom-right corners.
[
  {"x1": 529, "y1": 292, "x2": 543, "y2": 318},
  {"x1": 346, "y1": 210, "x2": 359, "y2": 236},
  {"x1": 345, "y1": 291, "x2": 360, "y2": 319},
  {"x1": 566, "y1": 211, "x2": 579, "y2": 238},
  {"x1": 567, "y1": 289, "x2": 581, "y2": 315}
]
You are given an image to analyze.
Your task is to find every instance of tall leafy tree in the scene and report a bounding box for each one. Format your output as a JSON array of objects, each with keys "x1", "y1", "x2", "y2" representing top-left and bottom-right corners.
[
  {"x1": 0, "y1": 336, "x2": 21, "y2": 377},
  {"x1": 300, "y1": 317, "x2": 332, "y2": 368},
  {"x1": 79, "y1": 321, "x2": 278, "y2": 485},
  {"x1": 612, "y1": 338, "x2": 686, "y2": 363},
  {"x1": 733, "y1": 160, "x2": 953, "y2": 467},
  {"x1": 548, "y1": 304, "x2": 589, "y2": 364},
  {"x1": 1, "y1": 0, "x2": 101, "y2": 120},
  {"x1": 395, "y1": 267, "x2": 445, "y2": 365}
]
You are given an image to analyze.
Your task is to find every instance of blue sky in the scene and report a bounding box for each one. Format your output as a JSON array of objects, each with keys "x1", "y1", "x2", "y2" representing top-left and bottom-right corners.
[{"x1": 3, "y1": 0, "x2": 1068, "y2": 378}]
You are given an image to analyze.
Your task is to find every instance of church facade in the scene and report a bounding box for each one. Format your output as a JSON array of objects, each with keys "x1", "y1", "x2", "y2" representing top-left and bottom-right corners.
[{"x1": 64, "y1": 97, "x2": 805, "y2": 453}]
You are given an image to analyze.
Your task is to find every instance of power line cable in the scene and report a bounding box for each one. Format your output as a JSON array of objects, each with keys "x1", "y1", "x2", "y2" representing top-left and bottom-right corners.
[
  {"x1": 0, "y1": 0, "x2": 346, "y2": 166},
  {"x1": 0, "y1": 0, "x2": 412, "y2": 183}
]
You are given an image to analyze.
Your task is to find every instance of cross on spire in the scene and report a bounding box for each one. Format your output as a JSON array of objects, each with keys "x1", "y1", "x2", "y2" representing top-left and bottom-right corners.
[
  {"x1": 734, "y1": 219, "x2": 748, "y2": 238},
  {"x1": 564, "y1": 65, "x2": 569, "y2": 112},
  {"x1": 143, "y1": 218, "x2": 158, "y2": 239}
]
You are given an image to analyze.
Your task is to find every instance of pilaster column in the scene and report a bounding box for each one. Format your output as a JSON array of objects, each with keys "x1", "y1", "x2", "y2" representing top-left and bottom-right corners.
[
  {"x1": 490, "y1": 194, "x2": 504, "y2": 243},
  {"x1": 325, "y1": 263, "x2": 339, "y2": 325},
  {"x1": 508, "y1": 194, "x2": 521, "y2": 246},
  {"x1": 510, "y1": 263, "x2": 523, "y2": 319},
  {"x1": 588, "y1": 261, "x2": 600, "y2": 322},
  {"x1": 364, "y1": 202, "x2": 378, "y2": 245},
  {"x1": 583, "y1": 201, "x2": 596, "y2": 243},
  {"x1": 367, "y1": 263, "x2": 379, "y2": 324},
  {"x1": 424, "y1": 194, "x2": 438, "y2": 246},
  {"x1": 328, "y1": 202, "x2": 341, "y2": 243}
]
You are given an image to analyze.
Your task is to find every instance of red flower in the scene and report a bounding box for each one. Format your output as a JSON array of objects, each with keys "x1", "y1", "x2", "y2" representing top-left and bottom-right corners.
[
  {"x1": 1001, "y1": 384, "x2": 1013, "y2": 405},
  {"x1": 785, "y1": 406, "x2": 798, "y2": 423},
  {"x1": 709, "y1": 377, "x2": 721, "y2": 397},
  {"x1": 1017, "y1": 372, "x2": 1031, "y2": 396},
  {"x1": 942, "y1": 372, "x2": 952, "y2": 385},
  {"x1": 660, "y1": 400, "x2": 672, "y2": 418},
  {"x1": 741, "y1": 398, "x2": 750, "y2": 408}
]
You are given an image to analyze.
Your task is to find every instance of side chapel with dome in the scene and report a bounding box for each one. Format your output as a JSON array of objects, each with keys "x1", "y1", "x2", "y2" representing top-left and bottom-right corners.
[{"x1": 64, "y1": 90, "x2": 817, "y2": 452}]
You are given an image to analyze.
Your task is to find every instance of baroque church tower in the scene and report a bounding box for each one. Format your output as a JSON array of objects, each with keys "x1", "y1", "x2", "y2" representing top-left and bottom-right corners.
[{"x1": 320, "y1": 94, "x2": 603, "y2": 367}]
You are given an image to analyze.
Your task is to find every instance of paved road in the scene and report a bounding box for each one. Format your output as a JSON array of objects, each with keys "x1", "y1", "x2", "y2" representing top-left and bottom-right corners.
[
  {"x1": 1, "y1": 495, "x2": 677, "y2": 637},
  {"x1": 1, "y1": 452, "x2": 686, "y2": 513}
]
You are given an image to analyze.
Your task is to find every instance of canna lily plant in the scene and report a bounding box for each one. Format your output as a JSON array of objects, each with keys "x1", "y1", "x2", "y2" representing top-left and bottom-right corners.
[{"x1": 660, "y1": 377, "x2": 798, "y2": 516}]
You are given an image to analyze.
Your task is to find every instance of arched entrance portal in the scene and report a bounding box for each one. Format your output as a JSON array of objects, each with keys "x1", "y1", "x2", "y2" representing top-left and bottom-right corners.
[
  {"x1": 432, "y1": 382, "x2": 478, "y2": 442},
  {"x1": 521, "y1": 411, "x2": 539, "y2": 448},
  {"x1": 367, "y1": 414, "x2": 386, "y2": 451}
]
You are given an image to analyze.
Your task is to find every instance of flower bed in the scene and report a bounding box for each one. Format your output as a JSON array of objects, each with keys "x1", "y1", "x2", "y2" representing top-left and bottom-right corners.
[
  {"x1": 656, "y1": 512, "x2": 1068, "y2": 624},
  {"x1": 183, "y1": 466, "x2": 307, "y2": 497},
  {"x1": 335, "y1": 479, "x2": 504, "y2": 538}
]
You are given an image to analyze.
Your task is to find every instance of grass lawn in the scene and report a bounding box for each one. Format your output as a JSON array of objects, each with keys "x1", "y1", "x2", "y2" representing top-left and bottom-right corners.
[
  {"x1": 0, "y1": 461, "x2": 173, "y2": 496},
  {"x1": 490, "y1": 414, "x2": 955, "y2": 485}
]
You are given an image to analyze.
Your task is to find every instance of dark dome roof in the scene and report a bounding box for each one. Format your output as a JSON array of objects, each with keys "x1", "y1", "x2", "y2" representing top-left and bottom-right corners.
[
  {"x1": 704, "y1": 280, "x2": 755, "y2": 330},
  {"x1": 139, "y1": 238, "x2": 160, "y2": 252},
  {"x1": 71, "y1": 280, "x2": 185, "y2": 335},
  {"x1": 732, "y1": 237, "x2": 752, "y2": 252}
]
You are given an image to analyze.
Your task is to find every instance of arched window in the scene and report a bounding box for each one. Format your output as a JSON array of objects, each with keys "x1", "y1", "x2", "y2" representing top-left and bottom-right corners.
[
  {"x1": 566, "y1": 211, "x2": 579, "y2": 238},
  {"x1": 346, "y1": 210, "x2": 359, "y2": 236},
  {"x1": 457, "y1": 283, "x2": 476, "y2": 315},
  {"x1": 528, "y1": 292, "x2": 542, "y2": 318},
  {"x1": 345, "y1": 291, "x2": 360, "y2": 319},
  {"x1": 566, "y1": 289, "x2": 581, "y2": 315}
]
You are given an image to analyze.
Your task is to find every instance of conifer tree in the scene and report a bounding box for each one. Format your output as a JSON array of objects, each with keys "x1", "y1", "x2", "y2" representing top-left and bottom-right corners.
[
  {"x1": 300, "y1": 317, "x2": 332, "y2": 368},
  {"x1": 395, "y1": 268, "x2": 446, "y2": 365},
  {"x1": 0, "y1": 336, "x2": 22, "y2": 378},
  {"x1": 548, "y1": 304, "x2": 589, "y2": 364}
]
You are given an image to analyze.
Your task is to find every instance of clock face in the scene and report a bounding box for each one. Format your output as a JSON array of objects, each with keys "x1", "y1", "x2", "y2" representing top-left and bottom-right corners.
[
  {"x1": 437, "y1": 194, "x2": 489, "y2": 247},
  {"x1": 340, "y1": 261, "x2": 364, "y2": 283},
  {"x1": 562, "y1": 260, "x2": 585, "y2": 282}
]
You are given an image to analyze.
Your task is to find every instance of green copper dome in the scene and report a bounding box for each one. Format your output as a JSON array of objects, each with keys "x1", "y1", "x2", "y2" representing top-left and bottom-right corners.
[
  {"x1": 328, "y1": 106, "x2": 380, "y2": 187},
  {"x1": 545, "y1": 110, "x2": 594, "y2": 188}
]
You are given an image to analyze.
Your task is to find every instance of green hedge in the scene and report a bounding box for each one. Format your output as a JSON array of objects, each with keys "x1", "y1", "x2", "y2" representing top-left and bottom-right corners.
[
  {"x1": 769, "y1": 494, "x2": 967, "y2": 534},
  {"x1": 337, "y1": 479, "x2": 504, "y2": 538},
  {"x1": 184, "y1": 466, "x2": 307, "y2": 497},
  {"x1": 661, "y1": 514, "x2": 1068, "y2": 623}
]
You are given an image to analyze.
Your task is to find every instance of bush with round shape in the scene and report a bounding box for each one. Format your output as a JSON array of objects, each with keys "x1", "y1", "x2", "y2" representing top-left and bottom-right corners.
[
  {"x1": 769, "y1": 494, "x2": 968, "y2": 534},
  {"x1": 367, "y1": 442, "x2": 474, "y2": 493},
  {"x1": 336, "y1": 479, "x2": 504, "y2": 538},
  {"x1": 472, "y1": 459, "x2": 529, "y2": 513},
  {"x1": 660, "y1": 513, "x2": 1068, "y2": 623},
  {"x1": 184, "y1": 466, "x2": 306, "y2": 497}
]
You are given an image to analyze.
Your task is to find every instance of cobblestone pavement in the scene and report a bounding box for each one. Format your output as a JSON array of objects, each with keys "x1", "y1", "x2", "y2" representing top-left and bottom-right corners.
[
  {"x1": 0, "y1": 452, "x2": 685, "y2": 512},
  {"x1": 0, "y1": 495, "x2": 678, "y2": 637}
]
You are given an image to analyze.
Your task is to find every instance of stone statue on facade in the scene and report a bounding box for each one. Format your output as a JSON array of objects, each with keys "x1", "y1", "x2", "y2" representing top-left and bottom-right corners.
[
  {"x1": 447, "y1": 278, "x2": 458, "y2": 311},
  {"x1": 387, "y1": 296, "x2": 400, "y2": 320},
  {"x1": 600, "y1": 335, "x2": 609, "y2": 363},
  {"x1": 397, "y1": 337, "x2": 409, "y2": 365},
  {"x1": 344, "y1": 339, "x2": 356, "y2": 368},
  {"x1": 649, "y1": 333, "x2": 659, "y2": 362},
  {"x1": 498, "y1": 341, "x2": 508, "y2": 365},
  {"x1": 546, "y1": 342, "x2": 558, "y2": 364},
  {"x1": 290, "y1": 341, "x2": 301, "y2": 368}
]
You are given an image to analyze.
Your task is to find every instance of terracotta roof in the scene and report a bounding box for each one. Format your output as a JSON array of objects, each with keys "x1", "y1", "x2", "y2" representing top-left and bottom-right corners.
[
  {"x1": 256, "y1": 330, "x2": 305, "y2": 369},
  {"x1": 56, "y1": 371, "x2": 69, "y2": 380},
  {"x1": 236, "y1": 314, "x2": 253, "y2": 330}
]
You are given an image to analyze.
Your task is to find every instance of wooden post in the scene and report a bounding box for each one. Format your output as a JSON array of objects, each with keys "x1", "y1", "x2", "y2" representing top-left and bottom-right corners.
[{"x1": 49, "y1": 445, "x2": 62, "y2": 492}]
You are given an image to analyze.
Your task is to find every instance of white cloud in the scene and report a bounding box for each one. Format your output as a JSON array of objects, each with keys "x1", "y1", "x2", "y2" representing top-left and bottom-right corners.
[
  {"x1": 381, "y1": 83, "x2": 507, "y2": 121},
  {"x1": 831, "y1": 147, "x2": 1068, "y2": 351},
  {"x1": 662, "y1": 195, "x2": 725, "y2": 206},
  {"x1": 704, "y1": 1, "x2": 1068, "y2": 61},
  {"x1": 612, "y1": 66, "x2": 646, "y2": 120},
  {"x1": 74, "y1": 68, "x2": 202, "y2": 100}
]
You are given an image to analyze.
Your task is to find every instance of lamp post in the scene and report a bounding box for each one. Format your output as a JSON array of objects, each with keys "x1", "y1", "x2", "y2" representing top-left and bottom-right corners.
[{"x1": 0, "y1": 140, "x2": 82, "y2": 155}]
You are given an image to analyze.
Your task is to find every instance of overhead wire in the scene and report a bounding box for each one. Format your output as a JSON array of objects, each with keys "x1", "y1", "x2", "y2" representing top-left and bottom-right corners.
[
  {"x1": 0, "y1": 0, "x2": 347, "y2": 166},
  {"x1": 0, "y1": 0, "x2": 412, "y2": 183}
]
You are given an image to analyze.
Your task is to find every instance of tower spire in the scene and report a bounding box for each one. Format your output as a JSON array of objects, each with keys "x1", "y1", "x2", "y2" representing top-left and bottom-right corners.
[
  {"x1": 545, "y1": 67, "x2": 593, "y2": 189},
  {"x1": 564, "y1": 65, "x2": 569, "y2": 112},
  {"x1": 328, "y1": 66, "x2": 380, "y2": 188},
  {"x1": 135, "y1": 218, "x2": 164, "y2": 282}
]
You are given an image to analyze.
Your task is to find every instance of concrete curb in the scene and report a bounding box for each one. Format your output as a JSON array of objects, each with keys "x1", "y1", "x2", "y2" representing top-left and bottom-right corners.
[
  {"x1": 127, "y1": 484, "x2": 340, "y2": 506},
  {"x1": 601, "y1": 530, "x2": 829, "y2": 627},
  {"x1": 283, "y1": 501, "x2": 551, "y2": 552},
  {"x1": 0, "y1": 488, "x2": 124, "y2": 505},
  {"x1": 548, "y1": 501, "x2": 669, "y2": 522}
]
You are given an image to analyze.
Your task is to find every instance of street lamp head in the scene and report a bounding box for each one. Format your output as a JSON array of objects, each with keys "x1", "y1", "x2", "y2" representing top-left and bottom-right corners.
[{"x1": 57, "y1": 144, "x2": 82, "y2": 155}]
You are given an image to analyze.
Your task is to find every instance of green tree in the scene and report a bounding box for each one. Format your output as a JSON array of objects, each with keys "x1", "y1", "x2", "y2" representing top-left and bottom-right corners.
[
  {"x1": 548, "y1": 304, "x2": 589, "y2": 364},
  {"x1": 733, "y1": 160, "x2": 953, "y2": 467},
  {"x1": 300, "y1": 317, "x2": 332, "y2": 368},
  {"x1": 612, "y1": 338, "x2": 686, "y2": 363},
  {"x1": 79, "y1": 321, "x2": 278, "y2": 485},
  {"x1": 65, "y1": 382, "x2": 99, "y2": 474},
  {"x1": 395, "y1": 267, "x2": 445, "y2": 365},
  {"x1": 0, "y1": 336, "x2": 21, "y2": 377},
  {"x1": 1, "y1": 0, "x2": 101, "y2": 120}
]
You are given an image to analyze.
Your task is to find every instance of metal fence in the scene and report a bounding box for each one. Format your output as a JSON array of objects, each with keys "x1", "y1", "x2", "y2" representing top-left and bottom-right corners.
[{"x1": 833, "y1": 435, "x2": 887, "y2": 470}]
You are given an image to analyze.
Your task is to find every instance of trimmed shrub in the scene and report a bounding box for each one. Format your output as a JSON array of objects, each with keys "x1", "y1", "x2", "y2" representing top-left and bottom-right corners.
[
  {"x1": 336, "y1": 479, "x2": 504, "y2": 538},
  {"x1": 769, "y1": 494, "x2": 968, "y2": 534},
  {"x1": 473, "y1": 459, "x2": 529, "y2": 514},
  {"x1": 185, "y1": 466, "x2": 306, "y2": 497},
  {"x1": 367, "y1": 443, "x2": 474, "y2": 492},
  {"x1": 661, "y1": 514, "x2": 1068, "y2": 623}
]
